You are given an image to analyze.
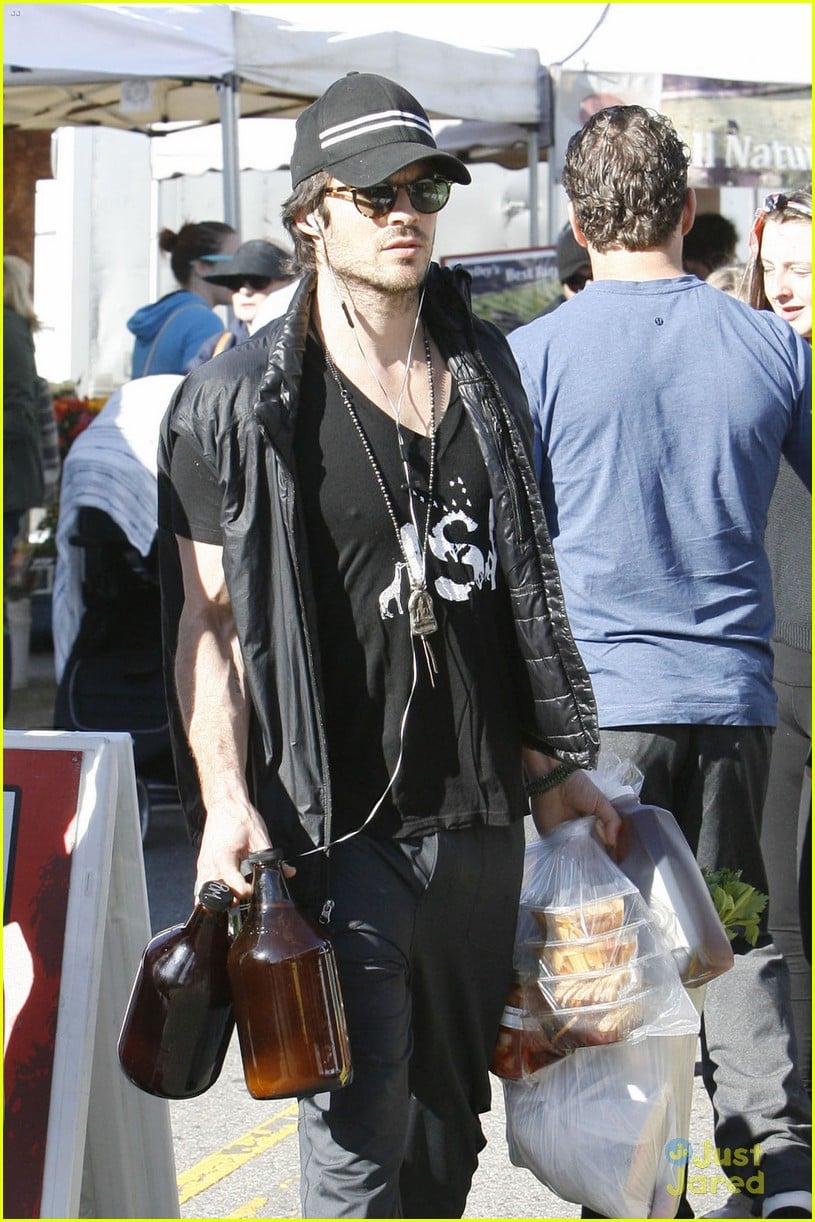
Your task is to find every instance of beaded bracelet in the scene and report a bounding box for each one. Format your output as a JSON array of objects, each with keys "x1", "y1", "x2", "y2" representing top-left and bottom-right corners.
[{"x1": 524, "y1": 762, "x2": 578, "y2": 798}]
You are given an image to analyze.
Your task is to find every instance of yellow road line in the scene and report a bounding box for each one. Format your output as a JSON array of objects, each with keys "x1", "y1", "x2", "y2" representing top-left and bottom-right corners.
[
  {"x1": 226, "y1": 1196, "x2": 269, "y2": 1218},
  {"x1": 177, "y1": 1103, "x2": 299, "y2": 1205}
]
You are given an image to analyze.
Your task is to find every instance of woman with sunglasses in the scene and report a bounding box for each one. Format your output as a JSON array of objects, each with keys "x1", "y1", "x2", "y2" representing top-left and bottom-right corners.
[
  {"x1": 127, "y1": 219, "x2": 239, "y2": 378},
  {"x1": 748, "y1": 189, "x2": 812, "y2": 1097},
  {"x1": 188, "y1": 239, "x2": 297, "y2": 368}
]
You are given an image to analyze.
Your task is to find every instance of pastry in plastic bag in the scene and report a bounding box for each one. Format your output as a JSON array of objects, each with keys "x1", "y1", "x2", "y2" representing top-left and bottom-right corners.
[
  {"x1": 538, "y1": 923, "x2": 642, "y2": 975},
  {"x1": 494, "y1": 817, "x2": 692, "y2": 1082},
  {"x1": 529, "y1": 892, "x2": 627, "y2": 940}
]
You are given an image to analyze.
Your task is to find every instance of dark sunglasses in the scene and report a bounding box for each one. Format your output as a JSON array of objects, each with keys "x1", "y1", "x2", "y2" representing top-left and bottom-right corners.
[
  {"x1": 233, "y1": 276, "x2": 273, "y2": 292},
  {"x1": 324, "y1": 176, "x2": 452, "y2": 219}
]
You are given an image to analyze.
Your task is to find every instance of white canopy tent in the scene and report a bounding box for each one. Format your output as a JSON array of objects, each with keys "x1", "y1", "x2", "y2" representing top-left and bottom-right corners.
[
  {"x1": 4, "y1": 4, "x2": 547, "y2": 234},
  {"x1": 3, "y1": 4, "x2": 543, "y2": 124},
  {"x1": 250, "y1": 4, "x2": 811, "y2": 86},
  {"x1": 547, "y1": 2, "x2": 811, "y2": 83},
  {"x1": 6, "y1": 3, "x2": 810, "y2": 236},
  {"x1": 6, "y1": 3, "x2": 809, "y2": 391}
]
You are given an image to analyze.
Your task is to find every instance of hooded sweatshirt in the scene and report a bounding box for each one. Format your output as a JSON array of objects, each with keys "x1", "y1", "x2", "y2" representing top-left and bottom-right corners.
[{"x1": 127, "y1": 290, "x2": 224, "y2": 378}]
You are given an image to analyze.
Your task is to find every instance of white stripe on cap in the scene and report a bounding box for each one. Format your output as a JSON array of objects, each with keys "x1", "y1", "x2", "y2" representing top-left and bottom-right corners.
[{"x1": 320, "y1": 108, "x2": 433, "y2": 149}]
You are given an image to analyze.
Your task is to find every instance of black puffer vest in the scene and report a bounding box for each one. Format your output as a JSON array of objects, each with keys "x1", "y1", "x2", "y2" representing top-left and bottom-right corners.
[{"x1": 158, "y1": 264, "x2": 599, "y2": 852}]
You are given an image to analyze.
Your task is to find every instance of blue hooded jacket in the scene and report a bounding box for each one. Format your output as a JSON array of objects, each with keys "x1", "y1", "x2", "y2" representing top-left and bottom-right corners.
[{"x1": 127, "y1": 290, "x2": 224, "y2": 378}]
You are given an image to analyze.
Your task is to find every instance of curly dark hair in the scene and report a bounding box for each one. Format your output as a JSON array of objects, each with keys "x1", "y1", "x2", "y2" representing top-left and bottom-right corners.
[
  {"x1": 281, "y1": 171, "x2": 332, "y2": 272},
  {"x1": 562, "y1": 106, "x2": 690, "y2": 253}
]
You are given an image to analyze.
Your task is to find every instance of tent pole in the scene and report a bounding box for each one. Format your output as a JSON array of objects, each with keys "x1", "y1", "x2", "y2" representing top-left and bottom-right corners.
[
  {"x1": 527, "y1": 128, "x2": 540, "y2": 247},
  {"x1": 217, "y1": 73, "x2": 241, "y2": 232}
]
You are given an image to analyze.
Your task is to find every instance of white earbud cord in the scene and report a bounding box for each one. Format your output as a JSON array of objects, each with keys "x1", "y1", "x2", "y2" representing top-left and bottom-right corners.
[
  {"x1": 321, "y1": 228, "x2": 430, "y2": 544},
  {"x1": 347, "y1": 284, "x2": 430, "y2": 588},
  {"x1": 300, "y1": 644, "x2": 421, "y2": 857},
  {"x1": 300, "y1": 258, "x2": 432, "y2": 857}
]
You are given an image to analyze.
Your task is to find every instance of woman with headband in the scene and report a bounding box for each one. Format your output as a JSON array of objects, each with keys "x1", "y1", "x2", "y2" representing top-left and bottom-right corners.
[
  {"x1": 127, "y1": 219, "x2": 239, "y2": 378},
  {"x1": 749, "y1": 188, "x2": 812, "y2": 1098}
]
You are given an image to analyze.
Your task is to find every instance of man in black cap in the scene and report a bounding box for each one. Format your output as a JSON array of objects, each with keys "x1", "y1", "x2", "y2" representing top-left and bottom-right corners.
[
  {"x1": 538, "y1": 221, "x2": 593, "y2": 316},
  {"x1": 158, "y1": 72, "x2": 617, "y2": 1218},
  {"x1": 188, "y1": 239, "x2": 296, "y2": 366}
]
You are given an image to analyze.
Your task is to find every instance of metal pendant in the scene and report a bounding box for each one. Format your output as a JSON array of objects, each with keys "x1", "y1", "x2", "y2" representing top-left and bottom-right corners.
[{"x1": 408, "y1": 586, "x2": 438, "y2": 638}]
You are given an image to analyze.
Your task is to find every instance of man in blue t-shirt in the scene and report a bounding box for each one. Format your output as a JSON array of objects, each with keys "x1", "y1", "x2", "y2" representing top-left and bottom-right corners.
[{"x1": 510, "y1": 106, "x2": 811, "y2": 1220}]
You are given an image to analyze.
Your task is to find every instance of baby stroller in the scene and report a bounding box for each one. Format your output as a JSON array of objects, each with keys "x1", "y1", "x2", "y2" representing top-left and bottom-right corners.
[{"x1": 53, "y1": 506, "x2": 177, "y2": 841}]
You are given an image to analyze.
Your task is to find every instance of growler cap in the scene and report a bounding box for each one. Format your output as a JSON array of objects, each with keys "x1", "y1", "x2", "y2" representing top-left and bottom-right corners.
[
  {"x1": 245, "y1": 849, "x2": 286, "y2": 865},
  {"x1": 198, "y1": 879, "x2": 234, "y2": 911}
]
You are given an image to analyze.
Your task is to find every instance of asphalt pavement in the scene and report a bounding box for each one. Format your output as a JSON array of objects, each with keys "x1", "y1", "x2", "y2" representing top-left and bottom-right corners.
[{"x1": 7, "y1": 651, "x2": 733, "y2": 1220}]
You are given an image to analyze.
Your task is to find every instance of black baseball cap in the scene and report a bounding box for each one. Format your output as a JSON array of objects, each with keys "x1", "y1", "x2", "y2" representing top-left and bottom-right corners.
[
  {"x1": 202, "y1": 240, "x2": 294, "y2": 287},
  {"x1": 290, "y1": 72, "x2": 471, "y2": 189}
]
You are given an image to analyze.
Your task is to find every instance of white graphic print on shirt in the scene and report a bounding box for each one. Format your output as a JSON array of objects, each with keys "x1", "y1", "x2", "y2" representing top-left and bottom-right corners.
[{"x1": 378, "y1": 479, "x2": 498, "y2": 621}]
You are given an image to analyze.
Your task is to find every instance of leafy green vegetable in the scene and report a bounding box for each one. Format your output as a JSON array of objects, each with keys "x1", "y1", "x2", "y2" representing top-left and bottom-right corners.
[{"x1": 701, "y1": 867, "x2": 768, "y2": 947}]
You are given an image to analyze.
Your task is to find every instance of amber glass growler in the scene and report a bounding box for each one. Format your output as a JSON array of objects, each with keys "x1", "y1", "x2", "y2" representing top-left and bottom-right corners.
[
  {"x1": 228, "y1": 849, "x2": 352, "y2": 1100},
  {"x1": 117, "y1": 879, "x2": 235, "y2": 1098}
]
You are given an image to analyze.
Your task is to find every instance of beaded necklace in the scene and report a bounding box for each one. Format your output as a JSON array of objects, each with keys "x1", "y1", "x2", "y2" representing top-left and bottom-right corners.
[{"x1": 324, "y1": 332, "x2": 438, "y2": 683}]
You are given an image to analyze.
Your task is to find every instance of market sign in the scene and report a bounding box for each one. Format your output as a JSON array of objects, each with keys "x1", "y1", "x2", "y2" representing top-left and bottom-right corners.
[
  {"x1": 3, "y1": 732, "x2": 179, "y2": 1219},
  {"x1": 555, "y1": 70, "x2": 811, "y2": 190},
  {"x1": 661, "y1": 76, "x2": 811, "y2": 189},
  {"x1": 440, "y1": 247, "x2": 560, "y2": 334}
]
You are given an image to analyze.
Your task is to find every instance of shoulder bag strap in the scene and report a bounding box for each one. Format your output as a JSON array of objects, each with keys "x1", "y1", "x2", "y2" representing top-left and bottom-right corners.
[{"x1": 142, "y1": 302, "x2": 206, "y2": 376}]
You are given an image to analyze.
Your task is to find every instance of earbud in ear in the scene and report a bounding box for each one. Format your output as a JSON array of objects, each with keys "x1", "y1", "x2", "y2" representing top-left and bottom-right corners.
[{"x1": 295, "y1": 211, "x2": 323, "y2": 240}]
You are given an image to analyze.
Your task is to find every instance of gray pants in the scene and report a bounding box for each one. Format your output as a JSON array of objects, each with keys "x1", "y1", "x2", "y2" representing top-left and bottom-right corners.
[
  {"x1": 760, "y1": 641, "x2": 812, "y2": 1091},
  {"x1": 602, "y1": 725, "x2": 811, "y2": 1205},
  {"x1": 295, "y1": 822, "x2": 525, "y2": 1219}
]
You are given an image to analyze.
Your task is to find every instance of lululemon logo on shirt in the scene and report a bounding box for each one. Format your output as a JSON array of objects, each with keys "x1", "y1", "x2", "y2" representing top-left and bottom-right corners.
[
  {"x1": 378, "y1": 489, "x2": 499, "y2": 622},
  {"x1": 655, "y1": 317, "x2": 664, "y2": 326}
]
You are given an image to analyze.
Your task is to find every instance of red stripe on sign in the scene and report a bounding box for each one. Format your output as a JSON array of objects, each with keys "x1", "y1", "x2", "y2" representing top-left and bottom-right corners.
[{"x1": 4, "y1": 748, "x2": 83, "y2": 1219}]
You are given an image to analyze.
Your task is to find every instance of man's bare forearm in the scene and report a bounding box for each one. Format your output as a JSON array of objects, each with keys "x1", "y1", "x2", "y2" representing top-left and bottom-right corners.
[
  {"x1": 174, "y1": 535, "x2": 271, "y2": 897},
  {"x1": 175, "y1": 595, "x2": 251, "y2": 809}
]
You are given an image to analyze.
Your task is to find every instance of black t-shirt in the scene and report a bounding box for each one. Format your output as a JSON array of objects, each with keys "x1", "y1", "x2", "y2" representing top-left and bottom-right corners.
[{"x1": 169, "y1": 338, "x2": 525, "y2": 838}]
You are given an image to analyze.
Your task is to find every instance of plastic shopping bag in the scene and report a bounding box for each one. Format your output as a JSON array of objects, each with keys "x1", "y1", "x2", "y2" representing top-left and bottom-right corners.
[
  {"x1": 497, "y1": 809, "x2": 700, "y2": 1217},
  {"x1": 504, "y1": 1028, "x2": 698, "y2": 1218}
]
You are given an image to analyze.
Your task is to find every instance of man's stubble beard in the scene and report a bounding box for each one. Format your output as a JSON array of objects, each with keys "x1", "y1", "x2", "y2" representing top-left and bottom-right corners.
[{"x1": 320, "y1": 224, "x2": 434, "y2": 308}]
